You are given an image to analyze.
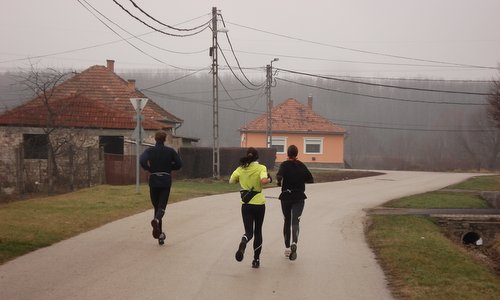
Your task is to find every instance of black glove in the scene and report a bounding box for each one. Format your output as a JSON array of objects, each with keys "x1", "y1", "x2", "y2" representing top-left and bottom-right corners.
[{"x1": 267, "y1": 173, "x2": 272, "y2": 183}]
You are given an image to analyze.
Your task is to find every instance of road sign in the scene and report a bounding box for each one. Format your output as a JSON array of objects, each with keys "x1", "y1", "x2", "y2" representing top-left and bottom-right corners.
[
  {"x1": 130, "y1": 98, "x2": 148, "y2": 111},
  {"x1": 132, "y1": 126, "x2": 147, "y2": 141}
]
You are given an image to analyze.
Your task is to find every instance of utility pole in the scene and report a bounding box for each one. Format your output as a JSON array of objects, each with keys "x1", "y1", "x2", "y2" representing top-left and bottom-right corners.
[
  {"x1": 266, "y1": 58, "x2": 279, "y2": 148},
  {"x1": 210, "y1": 7, "x2": 220, "y2": 179}
]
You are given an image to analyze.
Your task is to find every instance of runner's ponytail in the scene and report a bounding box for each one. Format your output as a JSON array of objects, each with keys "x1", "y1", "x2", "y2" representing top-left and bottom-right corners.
[{"x1": 239, "y1": 147, "x2": 259, "y2": 167}]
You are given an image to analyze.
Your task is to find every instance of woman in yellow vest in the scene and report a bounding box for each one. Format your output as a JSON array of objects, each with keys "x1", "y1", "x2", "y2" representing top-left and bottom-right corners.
[{"x1": 229, "y1": 147, "x2": 272, "y2": 268}]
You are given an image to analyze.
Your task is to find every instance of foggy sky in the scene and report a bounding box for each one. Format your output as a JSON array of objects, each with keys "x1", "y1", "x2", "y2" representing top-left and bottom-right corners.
[{"x1": 1, "y1": 0, "x2": 499, "y2": 80}]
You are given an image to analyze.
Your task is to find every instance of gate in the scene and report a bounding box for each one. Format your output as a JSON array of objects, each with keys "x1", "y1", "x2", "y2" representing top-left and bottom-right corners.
[{"x1": 104, "y1": 153, "x2": 148, "y2": 185}]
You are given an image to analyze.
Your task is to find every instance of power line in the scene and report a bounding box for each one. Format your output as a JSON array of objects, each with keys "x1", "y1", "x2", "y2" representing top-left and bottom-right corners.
[
  {"x1": 145, "y1": 88, "x2": 496, "y2": 133},
  {"x1": 112, "y1": 0, "x2": 210, "y2": 37},
  {"x1": 218, "y1": 14, "x2": 266, "y2": 88},
  {"x1": 144, "y1": 89, "x2": 263, "y2": 114},
  {"x1": 77, "y1": 0, "x2": 185, "y2": 69},
  {"x1": 277, "y1": 68, "x2": 493, "y2": 96},
  {"x1": 0, "y1": 10, "x2": 210, "y2": 65},
  {"x1": 127, "y1": 0, "x2": 210, "y2": 32},
  {"x1": 218, "y1": 77, "x2": 249, "y2": 111},
  {"x1": 139, "y1": 67, "x2": 210, "y2": 91},
  {"x1": 229, "y1": 49, "x2": 483, "y2": 69},
  {"x1": 276, "y1": 77, "x2": 487, "y2": 106},
  {"x1": 227, "y1": 21, "x2": 498, "y2": 70},
  {"x1": 321, "y1": 74, "x2": 492, "y2": 83},
  {"x1": 217, "y1": 44, "x2": 263, "y2": 91},
  {"x1": 333, "y1": 121, "x2": 497, "y2": 133}
]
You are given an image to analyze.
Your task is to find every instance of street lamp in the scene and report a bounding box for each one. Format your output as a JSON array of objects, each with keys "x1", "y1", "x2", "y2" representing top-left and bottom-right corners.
[{"x1": 266, "y1": 58, "x2": 279, "y2": 148}]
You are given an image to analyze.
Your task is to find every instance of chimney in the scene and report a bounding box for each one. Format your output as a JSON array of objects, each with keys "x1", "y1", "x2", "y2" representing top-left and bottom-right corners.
[
  {"x1": 106, "y1": 59, "x2": 115, "y2": 72},
  {"x1": 127, "y1": 79, "x2": 136, "y2": 91},
  {"x1": 307, "y1": 94, "x2": 313, "y2": 109}
]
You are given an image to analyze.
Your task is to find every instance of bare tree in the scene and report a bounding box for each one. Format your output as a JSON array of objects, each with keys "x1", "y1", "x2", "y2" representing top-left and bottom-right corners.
[{"x1": 14, "y1": 64, "x2": 91, "y2": 193}]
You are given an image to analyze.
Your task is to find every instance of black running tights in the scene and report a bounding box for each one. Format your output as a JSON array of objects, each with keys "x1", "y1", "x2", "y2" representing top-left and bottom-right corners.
[
  {"x1": 281, "y1": 200, "x2": 305, "y2": 248},
  {"x1": 150, "y1": 186, "x2": 171, "y2": 232},
  {"x1": 241, "y1": 204, "x2": 266, "y2": 259}
]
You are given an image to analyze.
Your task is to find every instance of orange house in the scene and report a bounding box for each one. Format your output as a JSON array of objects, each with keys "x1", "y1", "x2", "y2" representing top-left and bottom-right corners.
[{"x1": 240, "y1": 97, "x2": 346, "y2": 167}]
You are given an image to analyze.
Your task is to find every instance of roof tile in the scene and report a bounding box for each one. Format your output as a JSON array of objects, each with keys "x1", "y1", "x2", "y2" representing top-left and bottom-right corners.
[
  {"x1": 0, "y1": 63, "x2": 182, "y2": 130},
  {"x1": 241, "y1": 98, "x2": 345, "y2": 134}
]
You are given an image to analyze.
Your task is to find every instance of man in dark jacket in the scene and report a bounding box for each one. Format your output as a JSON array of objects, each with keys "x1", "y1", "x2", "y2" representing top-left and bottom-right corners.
[
  {"x1": 140, "y1": 130, "x2": 182, "y2": 245},
  {"x1": 276, "y1": 145, "x2": 313, "y2": 260}
]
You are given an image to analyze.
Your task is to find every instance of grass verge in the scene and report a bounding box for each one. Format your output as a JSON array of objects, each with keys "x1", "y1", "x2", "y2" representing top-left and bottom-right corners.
[
  {"x1": 367, "y1": 215, "x2": 500, "y2": 299},
  {"x1": 0, "y1": 180, "x2": 238, "y2": 264},
  {"x1": 384, "y1": 191, "x2": 489, "y2": 209},
  {"x1": 367, "y1": 174, "x2": 500, "y2": 299}
]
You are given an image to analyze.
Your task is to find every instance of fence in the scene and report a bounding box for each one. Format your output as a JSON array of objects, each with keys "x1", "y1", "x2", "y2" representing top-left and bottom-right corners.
[
  {"x1": 0, "y1": 146, "x2": 277, "y2": 199},
  {"x1": 102, "y1": 147, "x2": 277, "y2": 184},
  {"x1": 104, "y1": 153, "x2": 149, "y2": 185}
]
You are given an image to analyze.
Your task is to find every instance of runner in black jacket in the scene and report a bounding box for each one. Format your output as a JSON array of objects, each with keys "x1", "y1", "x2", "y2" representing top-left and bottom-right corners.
[
  {"x1": 140, "y1": 130, "x2": 182, "y2": 245},
  {"x1": 276, "y1": 145, "x2": 313, "y2": 260}
]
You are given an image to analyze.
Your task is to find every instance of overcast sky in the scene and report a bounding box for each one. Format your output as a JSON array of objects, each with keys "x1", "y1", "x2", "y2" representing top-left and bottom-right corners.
[{"x1": 1, "y1": 0, "x2": 499, "y2": 80}]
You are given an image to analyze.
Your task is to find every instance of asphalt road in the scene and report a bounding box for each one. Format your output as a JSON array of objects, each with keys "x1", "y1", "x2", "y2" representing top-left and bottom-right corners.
[{"x1": 0, "y1": 171, "x2": 478, "y2": 300}]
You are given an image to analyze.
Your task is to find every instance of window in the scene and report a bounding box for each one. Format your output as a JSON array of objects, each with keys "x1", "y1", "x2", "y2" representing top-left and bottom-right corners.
[
  {"x1": 271, "y1": 136, "x2": 287, "y2": 154},
  {"x1": 99, "y1": 136, "x2": 124, "y2": 154},
  {"x1": 23, "y1": 134, "x2": 48, "y2": 159},
  {"x1": 304, "y1": 138, "x2": 323, "y2": 154}
]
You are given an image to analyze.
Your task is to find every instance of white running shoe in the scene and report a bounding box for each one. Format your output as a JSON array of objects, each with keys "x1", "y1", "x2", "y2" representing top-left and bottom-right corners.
[{"x1": 284, "y1": 248, "x2": 291, "y2": 258}]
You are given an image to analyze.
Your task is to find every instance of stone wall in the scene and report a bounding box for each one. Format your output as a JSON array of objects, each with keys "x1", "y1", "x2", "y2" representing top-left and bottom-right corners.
[
  {"x1": 0, "y1": 127, "x2": 105, "y2": 196},
  {"x1": 434, "y1": 215, "x2": 500, "y2": 247}
]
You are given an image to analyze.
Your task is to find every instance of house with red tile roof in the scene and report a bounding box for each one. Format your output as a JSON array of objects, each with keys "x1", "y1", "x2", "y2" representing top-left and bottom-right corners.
[
  {"x1": 240, "y1": 97, "x2": 346, "y2": 167},
  {"x1": 0, "y1": 60, "x2": 190, "y2": 193},
  {"x1": 0, "y1": 60, "x2": 185, "y2": 148}
]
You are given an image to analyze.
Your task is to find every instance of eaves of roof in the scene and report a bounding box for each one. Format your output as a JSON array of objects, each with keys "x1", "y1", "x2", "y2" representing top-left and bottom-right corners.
[
  {"x1": 240, "y1": 98, "x2": 346, "y2": 134},
  {"x1": 0, "y1": 63, "x2": 181, "y2": 129}
]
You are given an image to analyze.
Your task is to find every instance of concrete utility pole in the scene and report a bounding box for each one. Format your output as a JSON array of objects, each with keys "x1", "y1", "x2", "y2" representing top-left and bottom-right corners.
[
  {"x1": 210, "y1": 6, "x2": 220, "y2": 179},
  {"x1": 266, "y1": 58, "x2": 279, "y2": 148}
]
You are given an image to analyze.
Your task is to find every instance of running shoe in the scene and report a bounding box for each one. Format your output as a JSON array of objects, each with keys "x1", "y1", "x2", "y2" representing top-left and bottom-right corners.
[
  {"x1": 235, "y1": 241, "x2": 246, "y2": 262},
  {"x1": 151, "y1": 219, "x2": 161, "y2": 239},
  {"x1": 158, "y1": 232, "x2": 166, "y2": 245},
  {"x1": 289, "y1": 243, "x2": 297, "y2": 261},
  {"x1": 284, "y1": 248, "x2": 291, "y2": 258},
  {"x1": 252, "y1": 259, "x2": 260, "y2": 268}
]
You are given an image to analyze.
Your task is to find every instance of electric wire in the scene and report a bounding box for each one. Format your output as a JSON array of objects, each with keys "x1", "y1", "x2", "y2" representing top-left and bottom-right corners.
[
  {"x1": 230, "y1": 49, "x2": 478, "y2": 69},
  {"x1": 144, "y1": 87, "x2": 496, "y2": 133},
  {"x1": 331, "y1": 120, "x2": 497, "y2": 132},
  {"x1": 277, "y1": 68, "x2": 494, "y2": 96},
  {"x1": 217, "y1": 44, "x2": 263, "y2": 91},
  {"x1": 128, "y1": 0, "x2": 210, "y2": 32},
  {"x1": 227, "y1": 21, "x2": 498, "y2": 70},
  {"x1": 0, "y1": 10, "x2": 210, "y2": 65},
  {"x1": 218, "y1": 77, "x2": 249, "y2": 110},
  {"x1": 276, "y1": 77, "x2": 488, "y2": 106},
  {"x1": 144, "y1": 89, "x2": 263, "y2": 114},
  {"x1": 112, "y1": 0, "x2": 210, "y2": 37},
  {"x1": 84, "y1": 1, "x2": 206, "y2": 58},
  {"x1": 139, "y1": 67, "x2": 210, "y2": 91},
  {"x1": 219, "y1": 14, "x2": 266, "y2": 88},
  {"x1": 77, "y1": 0, "x2": 185, "y2": 70}
]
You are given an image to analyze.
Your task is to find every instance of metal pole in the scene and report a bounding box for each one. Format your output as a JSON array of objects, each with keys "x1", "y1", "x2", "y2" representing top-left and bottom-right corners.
[
  {"x1": 211, "y1": 7, "x2": 220, "y2": 179},
  {"x1": 135, "y1": 98, "x2": 141, "y2": 193},
  {"x1": 266, "y1": 64, "x2": 272, "y2": 148}
]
